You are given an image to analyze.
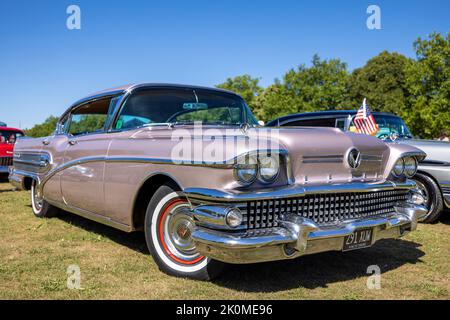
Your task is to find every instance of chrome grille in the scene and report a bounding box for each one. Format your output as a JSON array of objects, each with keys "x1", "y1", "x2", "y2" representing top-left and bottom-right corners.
[
  {"x1": 246, "y1": 190, "x2": 409, "y2": 229},
  {"x1": 0, "y1": 157, "x2": 13, "y2": 167}
]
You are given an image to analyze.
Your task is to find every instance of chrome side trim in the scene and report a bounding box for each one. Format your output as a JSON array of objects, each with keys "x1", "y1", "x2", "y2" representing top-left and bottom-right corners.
[
  {"x1": 13, "y1": 152, "x2": 52, "y2": 174},
  {"x1": 35, "y1": 156, "x2": 235, "y2": 194},
  {"x1": 420, "y1": 160, "x2": 450, "y2": 167},
  {"x1": 34, "y1": 150, "x2": 289, "y2": 193},
  {"x1": 46, "y1": 199, "x2": 132, "y2": 232},
  {"x1": 185, "y1": 180, "x2": 416, "y2": 202}
]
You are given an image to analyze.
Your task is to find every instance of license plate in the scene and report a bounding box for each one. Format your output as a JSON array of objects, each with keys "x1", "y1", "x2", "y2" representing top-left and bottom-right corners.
[{"x1": 343, "y1": 228, "x2": 373, "y2": 251}]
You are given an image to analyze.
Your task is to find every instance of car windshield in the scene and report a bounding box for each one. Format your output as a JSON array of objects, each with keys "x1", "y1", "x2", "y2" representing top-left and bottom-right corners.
[
  {"x1": 0, "y1": 130, "x2": 23, "y2": 144},
  {"x1": 349, "y1": 115, "x2": 413, "y2": 139},
  {"x1": 115, "y1": 88, "x2": 258, "y2": 130}
]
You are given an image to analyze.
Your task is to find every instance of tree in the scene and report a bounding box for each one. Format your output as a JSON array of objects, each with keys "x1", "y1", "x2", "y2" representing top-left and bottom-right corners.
[
  {"x1": 254, "y1": 55, "x2": 349, "y2": 121},
  {"x1": 25, "y1": 116, "x2": 59, "y2": 137},
  {"x1": 404, "y1": 32, "x2": 450, "y2": 138},
  {"x1": 216, "y1": 75, "x2": 263, "y2": 108},
  {"x1": 346, "y1": 51, "x2": 412, "y2": 114}
]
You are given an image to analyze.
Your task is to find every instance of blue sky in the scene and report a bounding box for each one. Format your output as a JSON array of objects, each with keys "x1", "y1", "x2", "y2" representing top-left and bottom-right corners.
[{"x1": 0, "y1": 0, "x2": 449, "y2": 129}]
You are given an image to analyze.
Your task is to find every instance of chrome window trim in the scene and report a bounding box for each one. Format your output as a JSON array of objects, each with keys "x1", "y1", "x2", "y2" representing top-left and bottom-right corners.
[{"x1": 56, "y1": 92, "x2": 126, "y2": 137}]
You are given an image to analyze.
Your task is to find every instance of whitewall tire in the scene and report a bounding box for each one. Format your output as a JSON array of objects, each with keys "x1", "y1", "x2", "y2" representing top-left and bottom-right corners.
[{"x1": 144, "y1": 183, "x2": 225, "y2": 280}]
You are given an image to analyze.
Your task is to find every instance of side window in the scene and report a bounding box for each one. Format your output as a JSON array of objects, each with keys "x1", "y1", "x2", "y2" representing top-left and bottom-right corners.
[
  {"x1": 285, "y1": 118, "x2": 337, "y2": 127},
  {"x1": 335, "y1": 118, "x2": 347, "y2": 130},
  {"x1": 68, "y1": 98, "x2": 111, "y2": 136}
]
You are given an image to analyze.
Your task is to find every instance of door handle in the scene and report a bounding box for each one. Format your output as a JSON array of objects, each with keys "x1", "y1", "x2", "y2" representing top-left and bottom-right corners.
[
  {"x1": 68, "y1": 140, "x2": 77, "y2": 146},
  {"x1": 42, "y1": 139, "x2": 50, "y2": 145}
]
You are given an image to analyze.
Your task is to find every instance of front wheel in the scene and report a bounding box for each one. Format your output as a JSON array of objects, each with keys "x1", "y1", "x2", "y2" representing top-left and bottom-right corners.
[
  {"x1": 31, "y1": 180, "x2": 59, "y2": 218},
  {"x1": 413, "y1": 173, "x2": 444, "y2": 223},
  {"x1": 144, "y1": 183, "x2": 225, "y2": 280}
]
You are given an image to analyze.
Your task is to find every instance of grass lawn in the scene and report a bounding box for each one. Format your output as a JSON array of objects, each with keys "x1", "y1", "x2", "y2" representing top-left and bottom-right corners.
[{"x1": 1, "y1": 180, "x2": 449, "y2": 300}]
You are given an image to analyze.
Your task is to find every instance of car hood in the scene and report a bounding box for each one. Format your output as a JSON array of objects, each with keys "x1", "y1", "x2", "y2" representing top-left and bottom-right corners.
[{"x1": 130, "y1": 125, "x2": 401, "y2": 184}]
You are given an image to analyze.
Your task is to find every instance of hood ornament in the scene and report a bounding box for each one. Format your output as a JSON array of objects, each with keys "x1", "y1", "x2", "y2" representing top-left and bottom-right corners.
[{"x1": 347, "y1": 148, "x2": 361, "y2": 169}]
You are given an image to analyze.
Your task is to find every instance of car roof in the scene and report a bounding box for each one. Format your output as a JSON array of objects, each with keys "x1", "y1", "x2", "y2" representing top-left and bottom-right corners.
[
  {"x1": 267, "y1": 110, "x2": 402, "y2": 126},
  {"x1": 71, "y1": 83, "x2": 241, "y2": 108},
  {"x1": 0, "y1": 126, "x2": 24, "y2": 132}
]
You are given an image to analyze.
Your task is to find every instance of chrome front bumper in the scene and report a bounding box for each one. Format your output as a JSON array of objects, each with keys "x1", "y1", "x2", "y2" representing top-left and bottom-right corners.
[{"x1": 186, "y1": 181, "x2": 428, "y2": 264}]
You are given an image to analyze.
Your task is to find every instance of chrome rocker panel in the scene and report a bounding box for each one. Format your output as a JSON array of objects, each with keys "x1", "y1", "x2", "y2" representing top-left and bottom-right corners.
[{"x1": 191, "y1": 204, "x2": 427, "y2": 264}]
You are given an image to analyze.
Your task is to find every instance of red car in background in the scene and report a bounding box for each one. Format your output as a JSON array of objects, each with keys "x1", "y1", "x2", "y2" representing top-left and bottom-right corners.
[{"x1": 0, "y1": 126, "x2": 24, "y2": 176}]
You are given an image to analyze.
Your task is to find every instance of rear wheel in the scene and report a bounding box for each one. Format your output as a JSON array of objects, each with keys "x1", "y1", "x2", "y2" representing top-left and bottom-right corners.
[
  {"x1": 413, "y1": 173, "x2": 444, "y2": 223},
  {"x1": 31, "y1": 180, "x2": 59, "y2": 218},
  {"x1": 144, "y1": 183, "x2": 224, "y2": 280}
]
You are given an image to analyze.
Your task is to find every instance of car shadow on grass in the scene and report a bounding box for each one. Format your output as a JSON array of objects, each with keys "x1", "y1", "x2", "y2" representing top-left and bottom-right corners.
[
  {"x1": 53, "y1": 209, "x2": 425, "y2": 291},
  {"x1": 214, "y1": 239, "x2": 424, "y2": 292},
  {"x1": 440, "y1": 212, "x2": 450, "y2": 225},
  {"x1": 55, "y1": 210, "x2": 149, "y2": 254}
]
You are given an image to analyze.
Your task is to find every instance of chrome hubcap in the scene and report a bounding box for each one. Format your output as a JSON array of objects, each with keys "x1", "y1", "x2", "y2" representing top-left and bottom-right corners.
[{"x1": 161, "y1": 201, "x2": 202, "y2": 262}]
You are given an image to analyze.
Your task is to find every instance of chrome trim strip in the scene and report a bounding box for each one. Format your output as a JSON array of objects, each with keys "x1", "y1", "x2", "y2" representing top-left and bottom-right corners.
[
  {"x1": 35, "y1": 156, "x2": 235, "y2": 194},
  {"x1": 419, "y1": 160, "x2": 450, "y2": 167},
  {"x1": 14, "y1": 158, "x2": 50, "y2": 167},
  {"x1": 302, "y1": 155, "x2": 343, "y2": 164},
  {"x1": 400, "y1": 151, "x2": 427, "y2": 162},
  {"x1": 185, "y1": 180, "x2": 416, "y2": 202},
  {"x1": 34, "y1": 150, "x2": 289, "y2": 193}
]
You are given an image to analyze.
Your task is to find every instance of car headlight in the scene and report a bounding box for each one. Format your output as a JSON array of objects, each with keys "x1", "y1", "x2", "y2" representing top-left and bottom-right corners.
[
  {"x1": 234, "y1": 155, "x2": 258, "y2": 185},
  {"x1": 403, "y1": 157, "x2": 418, "y2": 177},
  {"x1": 258, "y1": 155, "x2": 280, "y2": 183},
  {"x1": 392, "y1": 158, "x2": 405, "y2": 177}
]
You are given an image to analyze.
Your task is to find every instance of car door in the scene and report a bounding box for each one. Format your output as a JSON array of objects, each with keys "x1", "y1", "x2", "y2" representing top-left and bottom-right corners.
[{"x1": 60, "y1": 98, "x2": 114, "y2": 216}]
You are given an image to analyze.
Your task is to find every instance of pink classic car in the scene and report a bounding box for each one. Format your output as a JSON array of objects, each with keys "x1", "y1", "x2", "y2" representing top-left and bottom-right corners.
[{"x1": 10, "y1": 84, "x2": 428, "y2": 280}]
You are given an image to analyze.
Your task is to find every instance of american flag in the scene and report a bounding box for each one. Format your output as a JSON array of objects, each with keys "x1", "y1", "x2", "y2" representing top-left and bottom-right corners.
[{"x1": 354, "y1": 99, "x2": 378, "y2": 135}]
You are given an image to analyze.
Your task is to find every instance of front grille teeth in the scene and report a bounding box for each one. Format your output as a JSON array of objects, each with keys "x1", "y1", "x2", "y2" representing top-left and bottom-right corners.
[
  {"x1": 246, "y1": 190, "x2": 409, "y2": 229},
  {"x1": 0, "y1": 157, "x2": 13, "y2": 166}
]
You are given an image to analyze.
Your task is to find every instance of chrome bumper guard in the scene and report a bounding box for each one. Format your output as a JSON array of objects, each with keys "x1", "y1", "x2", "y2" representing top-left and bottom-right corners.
[{"x1": 187, "y1": 181, "x2": 428, "y2": 264}]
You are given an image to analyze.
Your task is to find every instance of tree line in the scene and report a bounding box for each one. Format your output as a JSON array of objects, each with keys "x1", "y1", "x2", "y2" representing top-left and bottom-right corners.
[{"x1": 26, "y1": 32, "x2": 449, "y2": 139}]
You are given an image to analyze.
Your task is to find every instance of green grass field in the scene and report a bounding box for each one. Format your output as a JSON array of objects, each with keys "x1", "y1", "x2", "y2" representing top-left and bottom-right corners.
[{"x1": 1, "y1": 180, "x2": 449, "y2": 300}]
